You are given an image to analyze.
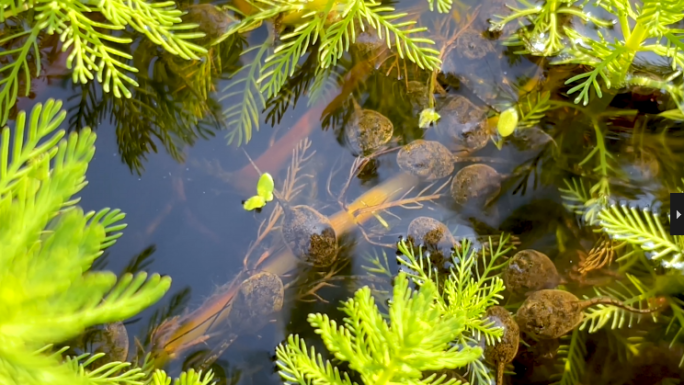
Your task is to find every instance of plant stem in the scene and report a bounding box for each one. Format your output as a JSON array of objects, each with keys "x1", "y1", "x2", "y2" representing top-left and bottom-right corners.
[
  {"x1": 616, "y1": 21, "x2": 648, "y2": 82},
  {"x1": 624, "y1": 21, "x2": 648, "y2": 53},
  {"x1": 375, "y1": 363, "x2": 397, "y2": 385},
  {"x1": 2, "y1": 3, "x2": 30, "y2": 20},
  {"x1": 586, "y1": 17, "x2": 650, "y2": 114}
]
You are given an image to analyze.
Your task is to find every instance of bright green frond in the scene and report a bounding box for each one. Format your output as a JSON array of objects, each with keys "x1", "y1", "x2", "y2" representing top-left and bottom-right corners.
[
  {"x1": 318, "y1": 0, "x2": 365, "y2": 69},
  {"x1": 598, "y1": 204, "x2": 684, "y2": 269},
  {"x1": 0, "y1": 28, "x2": 41, "y2": 125},
  {"x1": 397, "y1": 237, "x2": 510, "y2": 342},
  {"x1": 637, "y1": 0, "x2": 684, "y2": 36},
  {"x1": 259, "y1": 16, "x2": 320, "y2": 99},
  {"x1": 0, "y1": 0, "x2": 206, "y2": 124},
  {"x1": 395, "y1": 237, "x2": 512, "y2": 385},
  {"x1": 96, "y1": 0, "x2": 207, "y2": 60},
  {"x1": 64, "y1": 352, "x2": 145, "y2": 384},
  {"x1": 360, "y1": 2, "x2": 441, "y2": 71},
  {"x1": 0, "y1": 99, "x2": 174, "y2": 385},
  {"x1": 426, "y1": 0, "x2": 454, "y2": 14},
  {"x1": 580, "y1": 275, "x2": 652, "y2": 333},
  {"x1": 0, "y1": 99, "x2": 65, "y2": 195},
  {"x1": 277, "y1": 273, "x2": 484, "y2": 385},
  {"x1": 276, "y1": 334, "x2": 353, "y2": 385},
  {"x1": 0, "y1": 0, "x2": 35, "y2": 22},
  {"x1": 221, "y1": 41, "x2": 271, "y2": 146},
  {"x1": 551, "y1": 329, "x2": 587, "y2": 385}
]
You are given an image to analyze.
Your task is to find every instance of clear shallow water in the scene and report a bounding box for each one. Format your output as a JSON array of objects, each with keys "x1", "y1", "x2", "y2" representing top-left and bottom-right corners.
[{"x1": 9, "y1": 0, "x2": 684, "y2": 383}]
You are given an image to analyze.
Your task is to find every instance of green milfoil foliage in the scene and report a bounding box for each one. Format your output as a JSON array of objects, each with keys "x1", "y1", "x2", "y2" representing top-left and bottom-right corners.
[
  {"x1": 229, "y1": 0, "x2": 442, "y2": 93},
  {"x1": 0, "y1": 99, "x2": 177, "y2": 385},
  {"x1": 276, "y1": 273, "x2": 481, "y2": 385},
  {"x1": 0, "y1": 0, "x2": 208, "y2": 125},
  {"x1": 490, "y1": 0, "x2": 684, "y2": 109},
  {"x1": 217, "y1": 0, "x2": 440, "y2": 145},
  {"x1": 396, "y1": 238, "x2": 508, "y2": 345},
  {"x1": 599, "y1": 204, "x2": 684, "y2": 270},
  {"x1": 562, "y1": 177, "x2": 684, "y2": 270},
  {"x1": 397, "y1": 237, "x2": 509, "y2": 384},
  {"x1": 276, "y1": 238, "x2": 510, "y2": 385}
]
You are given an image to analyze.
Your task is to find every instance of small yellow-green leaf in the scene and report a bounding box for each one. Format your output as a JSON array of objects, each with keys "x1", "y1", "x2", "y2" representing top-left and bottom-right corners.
[
  {"x1": 659, "y1": 108, "x2": 684, "y2": 121},
  {"x1": 497, "y1": 107, "x2": 518, "y2": 137},
  {"x1": 257, "y1": 173, "x2": 274, "y2": 202},
  {"x1": 243, "y1": 195, "x2": 266, "y2": 211},
  {"x1": 419, "y1": 108, "x2": 441, "y2": 128}
]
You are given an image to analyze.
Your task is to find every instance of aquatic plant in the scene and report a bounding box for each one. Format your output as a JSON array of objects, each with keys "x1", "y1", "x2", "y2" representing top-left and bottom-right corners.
[
  {"x1": 555, "y1": 173, "x2": 684, "y2": 380},
  {"x1": 219, "y1": 0, "x2": 441, "y2": 145},
  {"x1": 0, "y1": 0, "x2": 207, "y2": 125},
  {"x1": 561, "y1": 176, "x2": 684, "y2": 270},
  {"x1": 243, "y1": 172, "x2": 275, "y2": 211},
  {"x1": 490, "y1": 0, "x2": 684, "y2": 110},
  {"x1": 65, "y1": 33, "x2": 245, "y2": 175},
  {"x1": 552, "y1": 328, "x2": 587, "y2": 385},
  {"x1": 397, "y1": 236, "x2": 513, "y2": 384},
  {"x1": 599, "y1": 204, "x2": 684, "y2": 270},
  {"x1": 0, "y1": 99, "x2": 211, "y2": 385},
  {"x1": 276, "y1": 237, "x2": 511, "y2": 385},
  {"x1": 276, "y1": 273, "x2": 481, "y2": 385}
]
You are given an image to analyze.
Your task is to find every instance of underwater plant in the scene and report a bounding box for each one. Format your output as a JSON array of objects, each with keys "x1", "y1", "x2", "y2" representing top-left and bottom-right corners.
[
  {"x1": 276, "y1": 237, "x2": 511, "y2": 385},
  {"x1": 0, "y1": 99, "x2": 213, "y2": 385},
  {"x1": 552, "y1": 173, "x2": 684, "y2": 381},
  {"x1": 243, "y1": 172, "x2": 275, "y2": 211},
  {"x1": 489, "y1": 0, "x2": 684, "y2": 110},
  {"x1": 0, "y1": 0, "x2": 208, "y2": 125},
  {"x1": 219, "y1": 0, "x2": 443, "y2": 145},
  {"x1": 276, "y1": 272, "x2": 482, "y2": 385}
]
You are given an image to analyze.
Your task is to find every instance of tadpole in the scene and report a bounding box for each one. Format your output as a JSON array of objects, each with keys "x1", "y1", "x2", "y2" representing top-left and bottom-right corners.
[
  {"x1": 515, "y1": 289, "x2": 663, "y2": 340},
  {"x1": 483, "y1": 306, "x2": 519, "y2": 385},
  {"x1": 502, "y1": 249, "x2": 560, "y2": 296},
  {"x1": 274, "y1": 190, "x2": 339, "y2": 268}
]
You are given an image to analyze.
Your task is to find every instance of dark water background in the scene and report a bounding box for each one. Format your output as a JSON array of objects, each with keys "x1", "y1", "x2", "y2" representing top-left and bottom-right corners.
[{"x1": 9, "y1": 0, "x2": 684, "y2": 383}]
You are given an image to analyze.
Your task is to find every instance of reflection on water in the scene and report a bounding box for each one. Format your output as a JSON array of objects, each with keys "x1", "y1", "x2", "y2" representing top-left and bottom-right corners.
[{"x1": 7, "y1": 0, "x2": 684, "y2": 382}]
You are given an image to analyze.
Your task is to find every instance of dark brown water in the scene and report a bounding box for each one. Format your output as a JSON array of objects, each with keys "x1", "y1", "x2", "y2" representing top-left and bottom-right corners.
[{"x1": 8, "y1": 0, "x2": 684, "y2": 383}]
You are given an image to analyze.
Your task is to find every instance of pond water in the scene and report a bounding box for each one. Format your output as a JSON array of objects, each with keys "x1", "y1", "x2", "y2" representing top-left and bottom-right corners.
[{"x1": 9, "y1": 0, "x2": 684, "y2": 383}]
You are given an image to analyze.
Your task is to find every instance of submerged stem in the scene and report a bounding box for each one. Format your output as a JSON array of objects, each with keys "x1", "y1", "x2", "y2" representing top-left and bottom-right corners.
[
  {"x1": 615, "y1": 21, "x2": 648, "y2": 84},
  {"x1": 374, "y1": 363, "x2": 397, "y2": 385}
]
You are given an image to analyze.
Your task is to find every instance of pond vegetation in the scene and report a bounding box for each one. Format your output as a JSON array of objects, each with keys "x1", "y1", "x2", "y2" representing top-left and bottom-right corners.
[{"x1": 3, "y1": 0, "x2": 684, "y2": 384}]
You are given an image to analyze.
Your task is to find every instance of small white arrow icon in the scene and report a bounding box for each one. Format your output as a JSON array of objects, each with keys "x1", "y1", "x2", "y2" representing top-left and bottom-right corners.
[{"x1": 678, "y1": 211, "x2": 682, "y2": 219}]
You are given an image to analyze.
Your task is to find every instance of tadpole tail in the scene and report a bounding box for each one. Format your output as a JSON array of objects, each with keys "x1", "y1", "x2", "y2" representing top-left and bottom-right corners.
[
  {"x1": 582, "y1": 296, "x2": 668, "y2": 314},
  {"x1": 272, "y1": 189, "x2": 285, "y2": 203},
  {"x1": 496, "y1": 362, "x2": 504, "y2": 385},
  {"x1": 272, "y1": 190, "x2": 290, "y2": 212}
]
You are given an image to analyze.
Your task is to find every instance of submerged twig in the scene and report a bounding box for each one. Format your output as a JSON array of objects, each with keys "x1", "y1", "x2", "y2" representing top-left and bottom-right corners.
[
  {"x1": 350, "y1": 177, "x2": 451, "y2": 217},
  {"x1": 243, "y1": 138, "x2": 315, "y2": 270}
]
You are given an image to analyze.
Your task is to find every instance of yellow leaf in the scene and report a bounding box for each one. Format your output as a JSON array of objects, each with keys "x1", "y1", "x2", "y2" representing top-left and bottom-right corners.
[
  {"x1": 256, "y1": 172, "x2": 274, "y2": 202},
  {"x1": 497, "y1": 107, "x2": 518, "y2": 137},
  {"x1": 243, "y1": 195, "x2": 266, "y2": 211},
  {"x1": 419, "y1": 108, "x2": 440, "y2": 129}
]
